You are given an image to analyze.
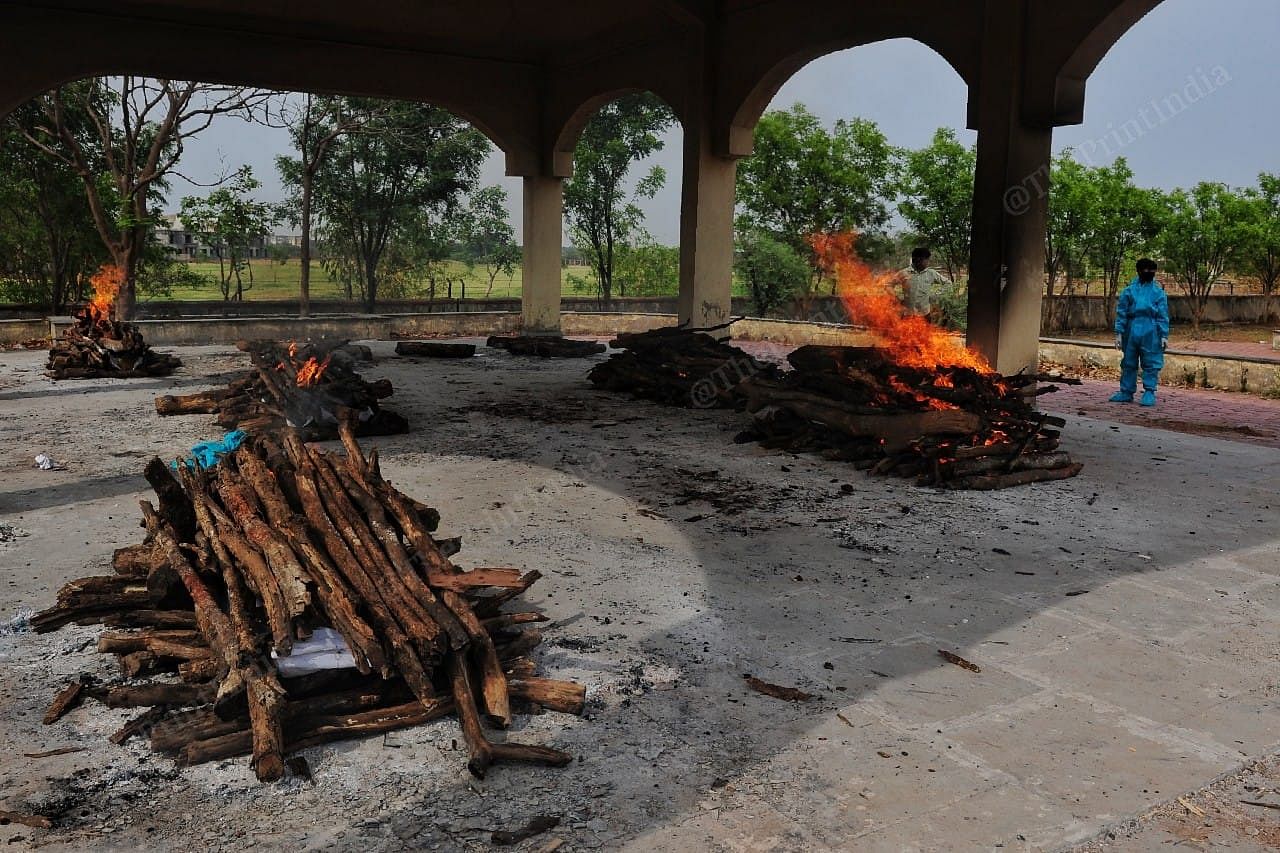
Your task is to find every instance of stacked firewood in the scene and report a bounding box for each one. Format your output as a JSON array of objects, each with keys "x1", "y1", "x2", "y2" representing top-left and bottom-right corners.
[
  {"x1": 47, "y1": 308, "x2": 181, "y2": 380},
  {"x1": 736, "y1": 346, "x2": 1083, "y2": 490},
  {"x1": 487, "y1": 335, "x2": 606, "y2": 358},
  {"x1": 154, "y1": 340, "x2": 407, "y2": 439},
  {"x1": 587, "y1": 325, "x2": 780, "y2": 408},
  {"x1": 35, "y1": 424, "x2": 582, "y2": 781}
]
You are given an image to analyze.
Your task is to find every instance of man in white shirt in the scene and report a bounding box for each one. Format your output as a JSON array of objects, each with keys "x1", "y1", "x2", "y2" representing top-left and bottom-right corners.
[{"x1": 899, "y1": 247, "x2": 951, "y2": 319}]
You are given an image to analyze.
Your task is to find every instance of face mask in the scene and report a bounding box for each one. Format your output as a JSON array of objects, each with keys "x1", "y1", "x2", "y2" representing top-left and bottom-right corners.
[{"x1": 1138, "y1": 271, "x2": 1155, "y2": 283}]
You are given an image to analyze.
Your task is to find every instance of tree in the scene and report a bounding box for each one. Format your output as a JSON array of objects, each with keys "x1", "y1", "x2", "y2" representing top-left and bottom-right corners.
[
  {"x1": 736, "y1": 104, "x2": 898, "y2": 282},
  {"x1": 1044, "y1": 153, "x2": 1100, "y2": 330},
  {"x1": 1240, "y1": 173, "x2": 1280, "y2": 323},
  {"x1": 17, "y1": 77, "x2": 277, "y2": 318},
  {"x1": 1158, "y1": 182, "x2": 1251, "y2": 333},
  {"x1": 735, "y1": 230, "x2": 810, "y2": 315},
  {"x1": 896, "y1": 128, "x2": 975, "y2": 282},
  {"x1": 0, "y1": 99, "x2": 107, "y2": 311},
  {"x1": 310, "y1": 99, "x2": 489, "y2": 311},
  {"x1": 1087, "y1": 159, "x2": 1162, "y2": 328},
  {"x1": 563, "y1": 93, "x2": 674, "y2": 301},
  {"x1": 461, "y1": 186, "x2": 519, "y2": 297},
  {"x1": 614, "y1": 240, "x2": 680, "y2": 297},
  {"x1": 276, "y1": 94, "x2": 386, "y2": 316},
  {"x1": 179, "y1": 167, "x2": 280, "y2": 301}
]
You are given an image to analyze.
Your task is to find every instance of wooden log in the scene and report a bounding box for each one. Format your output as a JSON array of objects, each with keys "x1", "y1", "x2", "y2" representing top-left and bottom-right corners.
[
  {"x1": 102, "y1": 610, "x2": 197, "y2": 630},
  {"x1": 487, "y1": 335, "x2": 606, "y2": 358},
  {"x1": 179, "y1": 658, "x2": 219, "y2": 682},
  {"x1": 110, "y1": 707, "x2": 168, "y2": 745},
  {"x1": 395, "y1": 341, "x2": 476, "y2": 358},
  {"x1": 507, "y1": 678, "x2": 586, "y2": 715},
  {"x1": 42, "y1": 681, "x2": 86, "y2": 724},
  {"x1": 102, "y1": 682, "x2": 216, "y2": 709},
  {"x1": 97, "y1": 630, "x2": 203, "y2": 654},
  {"x1": 945, "y1": 462, "x2": 1084, "y2": 491},
  {"x1": 112, "y1": 543, "x2": 164, "y2": 577},
  {"x1": 154, "y1": 388, "x2": 235, "y2": 415},
  {"x1": 233, "y1": 448, "x2": 381, "y2": 675},
  {"x1": 119, "y1": 651, "x2": 167, "y2": 678}
]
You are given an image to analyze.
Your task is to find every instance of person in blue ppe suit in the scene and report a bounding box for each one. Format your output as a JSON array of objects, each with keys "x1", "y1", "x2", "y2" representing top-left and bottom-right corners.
[{"x1": 1110, "y1": 258, "x2": 1169, "y2": 407}]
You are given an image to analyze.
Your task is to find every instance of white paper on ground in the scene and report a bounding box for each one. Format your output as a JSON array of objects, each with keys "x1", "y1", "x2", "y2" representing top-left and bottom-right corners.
[{"x1": 271, "y1": 626, "x2": 357, "y2": 676}]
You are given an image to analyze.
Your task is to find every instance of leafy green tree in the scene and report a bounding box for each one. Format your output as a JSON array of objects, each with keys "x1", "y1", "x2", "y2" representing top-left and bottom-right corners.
[
  {"x1": 735, "y1": 230, "x2": 810, "y2": 315},
  {"x1": 1240, "y1": 173, "x2": 1280, "y2": 323},
  {"x1": 179, "y1": 168, "x2": 281, "y2": 301},
  {"x1": 17, "y1": 77, "x2": 276, "y2": 318},
  {"x1": 614, "y1": 241, "x2": 680, "y2": 297},
  {"x1": 1087, "y1": 159, "x2": 1163, "y2": 327},
  {"x1": 309, "y1": 99, "x2": 489, "y2": 311},
  {"x1": 0, "y1": 103, "x2": 107, "y2": 311},
  {"x1": 563, "y1": 93, "x2": 674, "y2": 300},
  {"x1": 736, "y1": 104, "x2": 898, "y2": 281},
  {"x1": 896, "y1": 128, "x2": 975, "y2": 282},
  {"x1": 1158, "y1": 182, "x2": 1252, "y2": 333},
  {"x1": 460, "y1": 186, "x2": 520, "y2": 297},
  {"x1": 1044, "y1": 153, "x2": 1100, "y2": 329},
  {"x1": 276, "y1": 94, "x2": 390, "y2": 315}
]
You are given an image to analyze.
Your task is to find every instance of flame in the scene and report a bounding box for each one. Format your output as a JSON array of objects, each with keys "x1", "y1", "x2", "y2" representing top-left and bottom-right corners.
[
  {"x1": 811, "y1": 232, "x2": 991, "y2": 373},
  {"x1": 295, "y1": 355, "x2": 331, "y2": 387},
  {"x1": 287, "y1": 341, "x2": 299, "y2": 359},
  {"x1": 87, "y1": 265, "x2": 124, "y2": 320}
]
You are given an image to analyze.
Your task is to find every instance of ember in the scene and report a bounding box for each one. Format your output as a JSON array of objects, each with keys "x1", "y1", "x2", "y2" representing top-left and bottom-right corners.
[
  {"x1": 154, "y1": 340, "x2": 407, "y2": 439},
  {"x1": 34, "y1": 424, "x2": 581, "y2": 782},
  {"x1": 46, "y1": 265, "x2": 181, "y2": 380}
]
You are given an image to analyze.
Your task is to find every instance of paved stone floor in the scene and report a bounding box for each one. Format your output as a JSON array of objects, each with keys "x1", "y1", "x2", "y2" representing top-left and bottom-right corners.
[{"x1": 0, "y1": 341, "x2": 1276, "y2": 852}]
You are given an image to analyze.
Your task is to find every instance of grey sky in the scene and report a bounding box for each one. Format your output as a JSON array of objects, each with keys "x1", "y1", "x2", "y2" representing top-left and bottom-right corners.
[{"x1": 177, "y1": 0, "x2": 1278, "y2": 244}]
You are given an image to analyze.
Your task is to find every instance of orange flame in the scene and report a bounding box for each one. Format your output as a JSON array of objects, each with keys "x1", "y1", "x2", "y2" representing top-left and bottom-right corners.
[
  {"x1": 295, "y1": 355, "x2": 331, "y2": 387},
  {"x1": 87, "y1": 265, "x2": 124, "y2": 320},
  {"x1": 287, "y1": 341, "x2": 299, "y2": 359},
  {"x1": 811, "y1": 233, "x2": 991, "y2": 373}
]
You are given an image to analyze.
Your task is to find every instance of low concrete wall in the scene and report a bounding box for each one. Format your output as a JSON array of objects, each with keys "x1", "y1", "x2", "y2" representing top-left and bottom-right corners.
[
  {"x1": 0, "y1": 318, "x2": 51, "y2": 346},
  {"x1": 1040, "y1": 338, "x2": 1280, "y2": 396},
  {"x1": 1043, "y1": 294, "x2": 1278, "y2": 332}
]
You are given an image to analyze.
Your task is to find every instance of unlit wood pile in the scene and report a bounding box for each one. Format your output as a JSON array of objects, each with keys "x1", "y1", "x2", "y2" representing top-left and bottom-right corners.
[
  {"x1": 587, "y1": 325, "x2": 781, "y2": 408},
  {"x1": 47, "y1": 308, "x2": 180, "y2": 379},
  {"x1": 154, "y1": 340, "x2": 407, "y2": 439},
  {"x1": 396, "y1": 341, "x2": 477, "y2": 358},
  {"x1": 35, "y1": 423, "x2": 582, "y2": 782},
  {"x1": 487, "y1": 335, "x2": 606, "y2": 358}
]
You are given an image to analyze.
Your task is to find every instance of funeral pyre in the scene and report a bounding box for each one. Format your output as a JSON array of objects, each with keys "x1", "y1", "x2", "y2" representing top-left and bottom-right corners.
[
  {"x1": 154, "y1": 340, "x2": 408, "y2": 439},
  {"x1": 35, "y1": 423, "x2": 581, "y2": 782},
  {"x1": 47, "y1": 266, "x2": 181, "y2": 379},
  {"x1": 589, "y1": 235, "x2": 1083, "y2": 490}
]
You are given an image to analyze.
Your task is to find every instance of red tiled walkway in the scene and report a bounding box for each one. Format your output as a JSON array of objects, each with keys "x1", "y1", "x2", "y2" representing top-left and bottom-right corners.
[
  {"x1": 1166, "y1": 339, "x2": 1280, "y2": 362},
  {"x1": 1045, "y1": 379, "x2": 1280, "y2": 449}
]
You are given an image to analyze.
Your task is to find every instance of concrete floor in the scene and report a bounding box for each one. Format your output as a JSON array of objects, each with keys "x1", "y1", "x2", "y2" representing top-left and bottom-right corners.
[{"x1": 0, "y1": 341, "x2": 1276, "y2": 852}]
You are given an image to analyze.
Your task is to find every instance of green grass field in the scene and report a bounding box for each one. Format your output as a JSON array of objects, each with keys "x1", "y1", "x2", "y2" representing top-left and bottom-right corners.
[{"x1": 163, "y1": 259, "x2": 622, "y2": 301}]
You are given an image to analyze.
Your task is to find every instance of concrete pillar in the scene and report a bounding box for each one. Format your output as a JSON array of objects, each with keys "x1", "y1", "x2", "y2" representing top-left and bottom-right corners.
[
  {"x1": 521, "y1": 175, "x2": 564, "y2": 336},
  {"x1": 966, "y1": 0, "x2": 1054, "y2": 376},
  {"x1": 678, "y1": 115, "x2": 737, "y2": 333}
]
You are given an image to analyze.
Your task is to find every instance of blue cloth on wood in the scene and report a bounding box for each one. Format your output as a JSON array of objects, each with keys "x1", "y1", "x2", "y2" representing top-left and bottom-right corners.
[
  {"x1": 171, "y1": 430, "x2": 247, "y2": 471},
  {"x1": 1114, "y1": 277, "x2": 1169, "y2": 395}
]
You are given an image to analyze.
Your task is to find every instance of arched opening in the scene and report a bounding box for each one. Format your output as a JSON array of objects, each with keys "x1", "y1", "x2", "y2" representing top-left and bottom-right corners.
[
  {"x1": 1, "y1": 76, "x2": 521, "y2": 317},
  {"x1": 728, "y1": 39, "x2": 975, "y2": 327},
  {"x1": 1046, "y1": 0, "x2": 1278, "y2": 339},
  {"x1": 549, "y1": 90, "x2": 685, "y2": 308}
]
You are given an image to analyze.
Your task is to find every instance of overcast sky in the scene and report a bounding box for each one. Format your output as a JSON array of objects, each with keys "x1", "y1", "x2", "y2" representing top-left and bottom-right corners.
[{"x1": 176, "y1": 0, "x2": 1278, "y2": 244}]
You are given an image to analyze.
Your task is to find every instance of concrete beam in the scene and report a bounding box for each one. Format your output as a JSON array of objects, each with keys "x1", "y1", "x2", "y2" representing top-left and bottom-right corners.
[{"x1": 677, "y1": 109, "x2": 737, "y2": 334}]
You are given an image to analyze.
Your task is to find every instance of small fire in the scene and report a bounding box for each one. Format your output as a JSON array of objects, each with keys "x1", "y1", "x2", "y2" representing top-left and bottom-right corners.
[
  {"x1": 295, "y1": 355, "x2": 331, "y2": 387},
  {"x1": 811, "y1": 233, "x2": 991, "y2": 373},
  {"x1": 288, "y1": 341, "x2": 299, "y2": 359},
  {"x1": 87, "y1": 265, "x2": 124, "y2": 321}
]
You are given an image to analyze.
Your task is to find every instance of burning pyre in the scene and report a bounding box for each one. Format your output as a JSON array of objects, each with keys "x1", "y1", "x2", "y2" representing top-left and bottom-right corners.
[
  {"x1": 35, "y1": 424, "x2": 581, "y2": 782},
  {"x1": 590, "y1": 234, "x2": 1083, "y2": 490},
  {"x1": 46, "y1": 266, "x2": 181, "y2": 379},
  {"x1": 155, "y1": 339, "x2": 408, "y2": 440}
]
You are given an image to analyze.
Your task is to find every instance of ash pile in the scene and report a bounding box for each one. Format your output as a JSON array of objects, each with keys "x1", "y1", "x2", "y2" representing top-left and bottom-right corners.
[
  {"x1": 35, "y1": 423, "x2": 581, "y2": 781},
  {"x1": 155, "y1": 340, "x2": 407, "y2": 439},
  {"x1": 590, "y1": 328, "x2": 1083, "y2": 490}
]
